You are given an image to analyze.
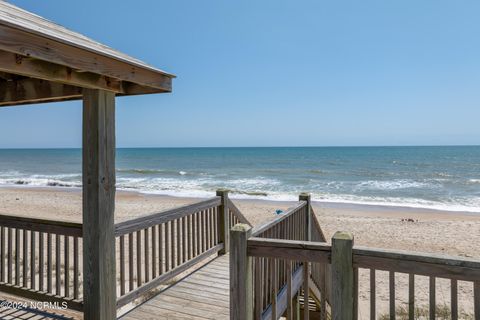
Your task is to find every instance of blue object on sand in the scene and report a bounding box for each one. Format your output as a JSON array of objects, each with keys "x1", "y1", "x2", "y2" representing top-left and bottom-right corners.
[{"x1": 275, "y1": 209, "x2": 283, "y2": 215}]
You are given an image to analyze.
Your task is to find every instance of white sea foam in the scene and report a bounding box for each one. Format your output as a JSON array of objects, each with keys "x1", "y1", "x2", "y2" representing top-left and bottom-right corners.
[
  {"x1": 355, "y1": 180, "x2": 431, "y2": 190},
  {"x1": 1, "y1": 172, "x2": 479, "y2": 213}
]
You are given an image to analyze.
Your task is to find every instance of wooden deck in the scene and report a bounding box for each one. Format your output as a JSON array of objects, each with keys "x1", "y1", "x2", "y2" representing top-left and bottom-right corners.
[{"x1": 121, "y1": 254, "x2": 230, "y2": 320}]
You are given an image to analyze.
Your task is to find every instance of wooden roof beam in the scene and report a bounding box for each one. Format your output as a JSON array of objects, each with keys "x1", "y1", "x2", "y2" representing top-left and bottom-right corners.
[
  {"x1": 0, "y1": 24, "x2": 173, "y2": 93},
  {"x1": 0, "y1": 77, "x2": 82, "y2": 107},
  {"x1": 0, "y1": 51, "x2": 171, "y2": 100},
  {"x1": 0, "y1": 51, "x2": 123, "y2": 93}
]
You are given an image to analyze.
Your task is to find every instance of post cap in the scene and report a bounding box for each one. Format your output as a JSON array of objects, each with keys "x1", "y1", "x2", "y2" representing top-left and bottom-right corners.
[
  {"x1": 216, "y1": 189, "x2": 229, "y2": 195},
  {"x1": 332, "y1": 231, "x2": 354, "y2": 241},
  {"x1": 299, "y1": 193, "x2": 311, "y2": 201},
  {"x1": 231, "y1": 223, "x2": 251, "y2": 232}
]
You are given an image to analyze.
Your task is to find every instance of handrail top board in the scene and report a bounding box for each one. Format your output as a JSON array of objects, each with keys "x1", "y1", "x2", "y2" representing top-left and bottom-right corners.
[
  {"x1": 247, "y1": 237, "x2": 480, "y2": 281},
  {"x1": 353, "y1": 245, "x2": 480, "y2": 269},
  {"x1": 0, "y1": 213, "x2": 82, "y2": 236},
  {"x1": 114, "y1": 196, "x2": 221, "y2": 236}
]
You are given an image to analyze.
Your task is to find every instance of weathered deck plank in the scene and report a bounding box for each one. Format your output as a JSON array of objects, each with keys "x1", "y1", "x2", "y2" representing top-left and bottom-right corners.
[{"x1": 121, "y1": 254, "x2": 230, "y2": 320}]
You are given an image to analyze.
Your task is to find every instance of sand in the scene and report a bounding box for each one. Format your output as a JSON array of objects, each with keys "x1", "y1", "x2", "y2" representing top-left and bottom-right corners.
[{"x1": 1, "y1": 186, "x2": 479, "y2": 318}]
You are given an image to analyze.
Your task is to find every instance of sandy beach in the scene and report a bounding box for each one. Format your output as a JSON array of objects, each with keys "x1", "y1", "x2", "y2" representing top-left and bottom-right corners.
[{"x1": 1, "y1": 186, "x2": 479, "y2": 318}]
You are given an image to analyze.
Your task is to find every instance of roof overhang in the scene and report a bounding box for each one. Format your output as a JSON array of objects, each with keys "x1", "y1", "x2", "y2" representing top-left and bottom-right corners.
[{"x1": 0, "y1": 1, "x2": 175, "y2": 107}]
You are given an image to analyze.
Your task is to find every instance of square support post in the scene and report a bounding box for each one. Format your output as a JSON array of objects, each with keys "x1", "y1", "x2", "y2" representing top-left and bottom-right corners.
[
  {"x1": 299, "y1": 193, "x2": 311, "y2": 241},
  {"x1": 331, "y1": 231, "x2": 354, "y2": 320},
  {"x1": 82, "y1": 88, "x2": 116, "y2": 319},
  {"x1": 217, "y1": 189, "x2": 230, "y2": 254},
  {"x1": 230, "y1": 223, "x2": 253, "y2": 320}
]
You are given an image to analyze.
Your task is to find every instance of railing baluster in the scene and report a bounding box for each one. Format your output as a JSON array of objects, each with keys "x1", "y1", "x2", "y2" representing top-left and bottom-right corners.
[
  {"x1": 196, "y1": 211, "x2": 200, "y2": 256},
  {"x1": 158, "y1": 224, "x2": 163, "y2": 275},
  {"x1": 255, "y1": 257, "x2": 262, "y2": 319},
  {"x1": 15, "y1": 228, "x2": 20, "y2": 285},
  {"x1": 23, "y1": 229, "x2": 28, "y2": 287},
  {"x1": 0, "y1": 227, "x2": 4, "y2": 282},
  {"x1": 264, "y1": 257, "x2": 268, "y2": 309},
  {"x1": 120, "y1": 235, "x2": 125, "y2": 296},
  {"x1": 320, "y1": 263, "x2": 327, "y2": 320},
  {"x1": 31, "y1": 231, "x2": 35, "y2": 289},
  {"x1": 47, "y1": 233, "x2": 52, "y2": 293},
  {"x1": 408, "y1": 274, "x2": 414, "y2": 320},
  {"x1": 389, "y1": 271, "x2": 395, "y2": 320},
  {"x1": 39, "y1": 232, "x2": 44, "y2": 292},
  {"x1": 151, "y1": 225, "x2": 156, "y2": 278},
  {"x1": 64, "y1": 235, "x2": 69, "y2": 297},
  {"x1": 286, "y1": 260, "x2": 293, "y2": 320},
  {"x1": 144, "y1": 228, "x2": 149, "y2": 282},
  {"x1": 451, "y1": 279, "x2": 457, "y2": 320},
  {"x1": 271, "y1": 258, "x2": 277, "y2": 320},
  {"x1": 55, "y1": 234, "x2": 61, "y2": 295},
  {"x1": 7, "y1": 228, "x2": 12, "y2": 284},
  {"x1": 211, "y1": 208, "x2": 215, "y2": 248},
  {"x1": 370, "y1": 269, "x2": 376, "y2": 320},
  {"x1": 429, "y1": 276, "x2": 435, "y2": 320},
  {"x1": 474, "y1": 281, "x2": 480, "y2": 320},
  {"x1": 187, "y1": 215, "x2": 192, "y2": 260},
  {"x1": 202, "y1": 210, "x2": 208, "y2": 253},
  {"x1": 304, "y1": 260, "x2": 310, "y2": 320},
  {"x1": 206, "y1": 208, "x2": 211, "y2": 249},
  {"x1": 214, "y1": 207, "x2": 219, "y2": 244},
  {"x1": 73, "y1": 236, "x2": 79, "y2": 299},
  {"x1": 182, "y1": 217, "x2": 188, "y2": 263},
  {"x1": 165, "y1": 221, "x2": 170, "y2": 272},
  {"x1": 136, "y1": 230, "x2": 142, "y2": 287},
  {"x1": 170, "y1": 220, "x2": 177, "y2": 269},
  {"x1": 176, "y1": 218, "x2": 181, "y2": 266},
  {"x1": 128, "y1": 233, "x2": 134, "y2": 291}
]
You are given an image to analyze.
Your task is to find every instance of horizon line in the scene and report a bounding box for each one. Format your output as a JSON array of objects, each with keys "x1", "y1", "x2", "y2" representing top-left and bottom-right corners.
[{"x1": 0, "y1": 144, "x2": 479, "y2": 150}]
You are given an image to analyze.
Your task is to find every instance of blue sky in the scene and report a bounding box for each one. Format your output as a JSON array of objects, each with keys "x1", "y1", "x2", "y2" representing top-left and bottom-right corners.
[{"x1": 1, "y1": 0, "x2": 480, "y2": 148}]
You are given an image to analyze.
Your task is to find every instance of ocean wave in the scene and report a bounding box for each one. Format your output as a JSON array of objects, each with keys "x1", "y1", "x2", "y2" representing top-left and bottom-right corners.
[
  {"x1": 1, "y1": 172, "x2": 479, "y2": 213},
  {"x1": 312, "y1": 194, "x2": 480, "y2": 213},
  {"x1": 354, "y1": 180, "x2": 430, "y2": 190},
  {"x1": 117, "y1": 168, "x2": 191, "y2": 176},
  {"x1": 0, "y1": 178, "x2": 81, "y2": 188},
  {"x1": 117, "y1": 168, "x2": 165, "y2": 174},
  {"x1": 308, "y1": 169, "x2": 326, "y2": 175}
]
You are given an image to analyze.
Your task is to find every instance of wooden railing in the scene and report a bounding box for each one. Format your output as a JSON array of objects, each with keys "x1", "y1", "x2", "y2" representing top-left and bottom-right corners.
[
  {"x1": 354, "y1": 245, "x2": 480, "y2": 320},
  {"x1": 114, "y1": 195, "x2": 226, "y2": 307},
  {"x1": 232, "y1": 225, "x2": 480, "y2": 320},
  {"x1": 228, "y1": 200, "x2": 252, "y2": 229},
  {"x1": 251, "y1": 199, "x2": 309, "y2": 320},
  {"x1": 309, "y1": 208, "x2": 331, "y2": 320},
  {"x1": 0, "y1": 214, "x2": 83, "y2": 310},
  {"x1": 230, "y1": 194, "x2": 331, "y2": 320},
  {"x1": 0, "y1": 190, "x2": 250, "y2": 313}
]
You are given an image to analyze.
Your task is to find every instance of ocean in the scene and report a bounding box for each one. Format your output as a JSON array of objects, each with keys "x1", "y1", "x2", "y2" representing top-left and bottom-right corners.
[{"x1": 0, "y1": 146, "x2": 479, "y2": 213}]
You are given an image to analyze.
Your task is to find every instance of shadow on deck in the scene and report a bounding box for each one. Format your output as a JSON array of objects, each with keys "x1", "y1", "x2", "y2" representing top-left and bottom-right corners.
[{"x1": 120, "y1": 254, "x2": 229, "y2": 320}]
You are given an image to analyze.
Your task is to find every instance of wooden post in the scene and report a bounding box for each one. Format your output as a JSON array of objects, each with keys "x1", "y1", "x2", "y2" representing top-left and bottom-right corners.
[
  {"x1": 299, "y1": 193, "x2": 311, "y2": 241},
  {"x1": 217, "y1": 189, "x2": 230, "y2": 255},
  {"x1": 82, "y1": 88, "x2": 116, "y2": 320},
  {"x1": 230, "y1": 223, "x2": 253, "y2": 320},
  {"x1": 331, "y1": 231, "x2": 354, "y2": 320}
]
